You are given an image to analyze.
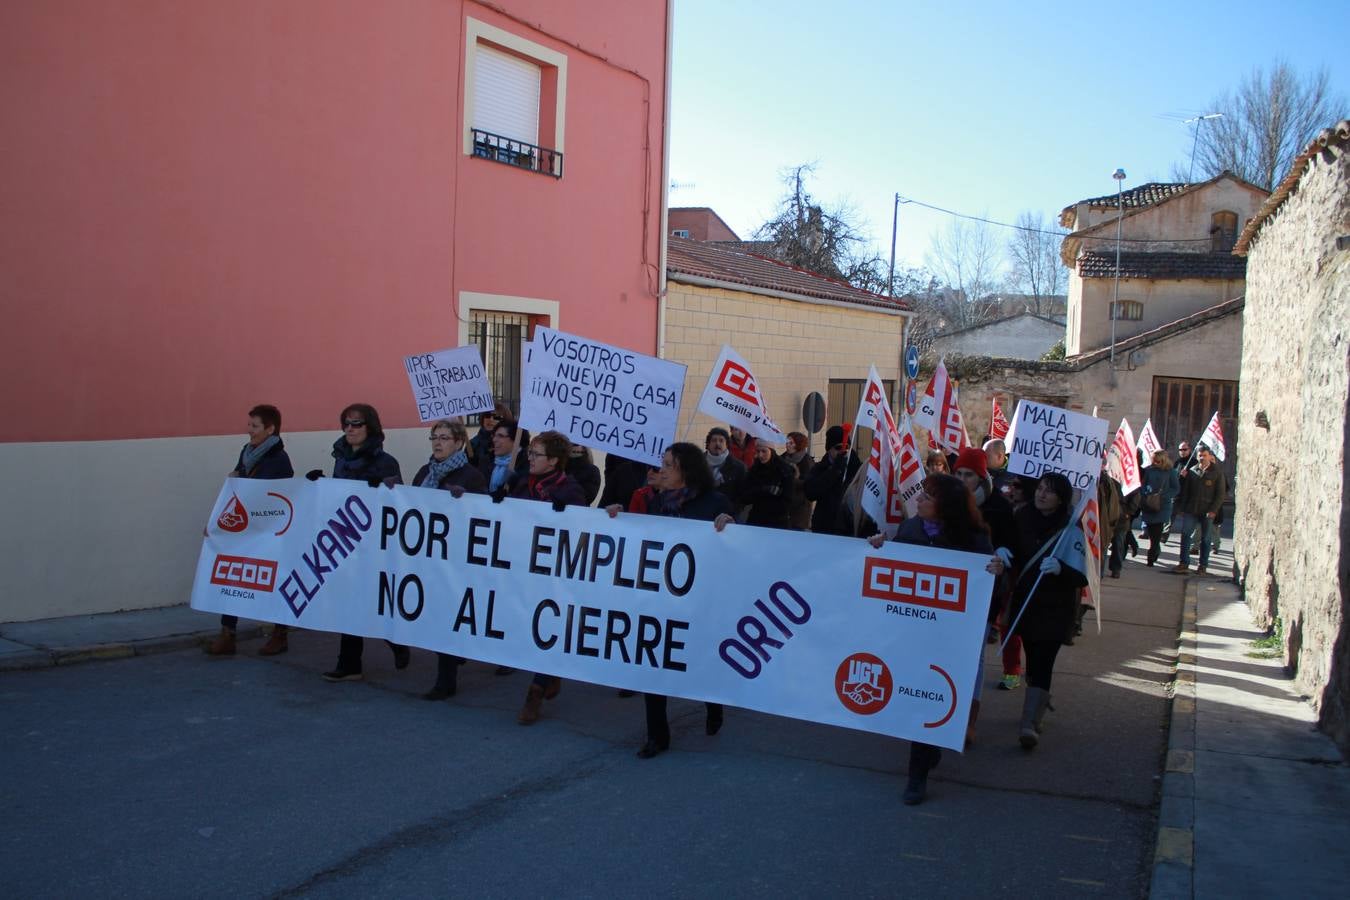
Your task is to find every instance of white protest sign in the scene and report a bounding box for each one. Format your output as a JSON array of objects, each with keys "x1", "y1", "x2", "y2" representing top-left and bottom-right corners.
[
  {"x1": 192, "y1": 477, "x2": 994, "y2": 751},
  {"x1": 519, "y1": 326, "x2": 685, "y2": 467},
  {"x1": 1004, "y1": 400, "x2": 1109, "y2": 490},
  {"x1": 696, "y1": 345, "x2": 784, "y2": 443},
  {"x1": 403, "y1": 345, "x2": 495, "y2": 423}
]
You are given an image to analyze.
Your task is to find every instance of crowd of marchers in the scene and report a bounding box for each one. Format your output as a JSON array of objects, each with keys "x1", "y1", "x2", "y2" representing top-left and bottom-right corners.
[{"x1": 206, "y1": 401, "x2": 1224, "y2": 807}]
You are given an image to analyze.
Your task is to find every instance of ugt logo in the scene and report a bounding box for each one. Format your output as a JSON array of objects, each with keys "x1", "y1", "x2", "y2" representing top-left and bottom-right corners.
[
  {"x1": 216, "y1": 494, "x2": 249, "y2": 533},
  {"x1": 835, "y1": 652, "x2": 893, "y2": 715},
  {"x1": 715, "y1": 360, "x2": 761, "y2": 405}
]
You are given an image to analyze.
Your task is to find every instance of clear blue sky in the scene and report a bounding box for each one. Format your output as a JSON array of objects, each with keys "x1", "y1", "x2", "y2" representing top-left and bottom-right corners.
[{"x1": 669, "y1": 0, "x2": 1350, "y2": 271}]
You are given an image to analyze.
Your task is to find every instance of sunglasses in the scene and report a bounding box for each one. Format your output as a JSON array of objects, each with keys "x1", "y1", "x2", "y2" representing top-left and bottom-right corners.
[{"x1": 343, "y1": 420, "x2": 367, "y2": 429}]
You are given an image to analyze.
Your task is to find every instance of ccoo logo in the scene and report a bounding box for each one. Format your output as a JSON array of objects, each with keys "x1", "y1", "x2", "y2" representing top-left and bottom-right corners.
[
  {"x1": 835, "y1": 652, "x2": 893, "y2": 715},
  {"x1": 715, "y1": 360, "x2": 761, "y2": 405}
]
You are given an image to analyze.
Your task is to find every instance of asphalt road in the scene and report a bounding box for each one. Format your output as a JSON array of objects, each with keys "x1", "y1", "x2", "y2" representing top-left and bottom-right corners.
[{"x1": 1, "y1": 547, "x2": 1196, "y2": 898}]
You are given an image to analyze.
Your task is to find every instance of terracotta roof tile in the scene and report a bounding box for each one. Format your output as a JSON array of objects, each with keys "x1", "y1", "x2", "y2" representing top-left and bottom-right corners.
[
  {"x1": 666, "y1": 237, "x2": 909, "y2": 311},
  {"x1": 1077, "y1": 250, "x2": 1247, "y2": 280},
  {"x1": 1077, "y1": 182, "x2": 1191, "y2": 210}
]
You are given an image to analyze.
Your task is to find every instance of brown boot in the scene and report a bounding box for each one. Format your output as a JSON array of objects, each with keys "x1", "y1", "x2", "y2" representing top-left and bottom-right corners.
[
  {"x1": 965, "y1": 699, "x2": 980, "y2": 748},
  {"x1": 204, "y1": 627, "x2": 236, "y2": 656},
  {"x1": 518, "y1": 684, "x2": 545, "y2": 725},
  {"x1": 257, "y1": 626, "x2": 289, "y2": 656},
  {"x1": 542, "y1": 678, "x2": 562, "y2": 700}
]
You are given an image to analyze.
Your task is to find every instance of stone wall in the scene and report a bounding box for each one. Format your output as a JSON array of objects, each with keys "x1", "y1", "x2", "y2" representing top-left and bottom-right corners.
[
  {"x1": 1235, "y1": 137, "x2": 1350, "y2": 752},
  {"x1": 664, "y1": 281, "x2": 906, "y2": 447}
]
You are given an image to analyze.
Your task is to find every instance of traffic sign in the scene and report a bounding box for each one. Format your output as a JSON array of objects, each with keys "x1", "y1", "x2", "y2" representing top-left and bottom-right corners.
[
  {"x1": 905, "y1": 381, "x2": 918, "y2": 416},
  {"x1": 904, "y1": 346, "x2": 920, "y2": 379},
  {"x1": 801, "y1": 392, "x2": 826, "y2": 433}
]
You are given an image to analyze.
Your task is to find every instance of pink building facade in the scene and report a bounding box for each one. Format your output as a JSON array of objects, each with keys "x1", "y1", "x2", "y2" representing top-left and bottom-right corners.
[{"x1": 0, "y1": 1, "x2": 672, "y2": 621}]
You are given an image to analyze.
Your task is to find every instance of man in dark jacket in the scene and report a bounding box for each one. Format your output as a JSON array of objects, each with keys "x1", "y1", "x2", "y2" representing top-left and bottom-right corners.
[
  {"x1": 1174, "y1": 445, "x2": 1226, "y2": 575},
  {"x1": 705, "y1": 427, "x2": 747, "y2": 517},
  {"x1": 804, "y1": 425, "x2": 862, "y2": 535},
  {"x1": 205, "y1": 404, "x2": 294, "y2": 657}
]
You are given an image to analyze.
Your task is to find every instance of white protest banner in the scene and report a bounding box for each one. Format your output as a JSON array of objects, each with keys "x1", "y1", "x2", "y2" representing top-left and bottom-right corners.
[
  {"x1": 696, "y1": 345, "x2": 784, "y2": 443},
  {"x1": 403, "y1": 345, "x2": 494, "y2": 423},
  {"x1": 1200, "y1": 411, "x2": 1227, "y2": 461},
  {"x1": 192, "y1": 477, "x2": 994, "y2": 751},
  {"x1": 1137, "y1": 418, "x2": 1162, "y2": 467},
  {"x1": 1004, "y1": 400, "x2": 1109, "y2": 490},
  {"x1": 1105, "y1": 418, "x2": 1142, "y2": 496},
  {"x1": 520, "y1": 326, "x2": 685, "y2": 467}
]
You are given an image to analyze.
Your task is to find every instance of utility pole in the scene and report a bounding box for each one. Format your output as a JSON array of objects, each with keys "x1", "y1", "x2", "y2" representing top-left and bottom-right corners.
[
  {"x1": 1110, "y1": 168, "x2": 1126, "y2": 370},
  {"x1": 1185, "y1": 113, "x2": 1223, "y2": 182},
  {"x1": 887, "y1": 192, "x2": 900, "y2": 297}
]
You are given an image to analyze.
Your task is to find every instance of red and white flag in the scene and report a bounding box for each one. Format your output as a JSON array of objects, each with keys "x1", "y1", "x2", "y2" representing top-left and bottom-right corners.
[
  {"x1": 1200, "y1": 412, "x2": 1226, "y2": 461},
  {"x1": 914, "y1": 358, "x2": 969, "y2": 452},
  {"x1": 1105, "y1": 418, "x2": 1142, "y2": 496},
  {"x1": 1081, "y1": 493, "x2": 1103, "y2": 622},
  {"x1": 894, "y1": 413, "x2": 925, "y2": 519},
  {"x1": 990, "y1": 398, "x2": 1011, "y2": 441},
  {"x1": 696, "y1": 344, "x2": 783, "y2": 443},
  {"x1": 852, "y1": 365, "x2": 890, "y2": 434},
  {"x1": 857, "y1": 367, "x2": 904, "y2": 538},
  {"x1": 1137, "y1": 418, "x2": 1162, "y2": 467}
]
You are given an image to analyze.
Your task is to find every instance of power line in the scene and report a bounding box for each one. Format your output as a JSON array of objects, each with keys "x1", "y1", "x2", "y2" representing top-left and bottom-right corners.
[{"x1": 896, "y1": 195, "x2": 1216, "y2": 244}]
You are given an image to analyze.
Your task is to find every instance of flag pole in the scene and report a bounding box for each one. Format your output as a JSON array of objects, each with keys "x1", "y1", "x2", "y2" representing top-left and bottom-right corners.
[{"x1": 998, "y1": 493, "x2": 1089, "y2": 654}]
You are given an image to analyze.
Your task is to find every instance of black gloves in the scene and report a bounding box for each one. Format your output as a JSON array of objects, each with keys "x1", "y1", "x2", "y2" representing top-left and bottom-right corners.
[
  {"x1": 551, "y1": 499, "x2": 567, "y2": 513},
  {"x1": 305, "y1": 469, "x2": 324, "y2": 481}
]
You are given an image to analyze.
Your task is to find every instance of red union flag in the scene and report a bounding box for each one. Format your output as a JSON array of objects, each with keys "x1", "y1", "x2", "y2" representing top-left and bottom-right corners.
[
  {"x1": 990, "y1": 398, "x2": 1011, "y2": 440},
  {"x1": 858, "y1": 366, "x2": 905, "y2": 538},
  {"x1": 1137, "y1": 418, "x2": 1162, "y2": 466},
  {"x1": 1105, "y1": 418, "x2": 1142, "y2": 496},
  {"x1": 1200, "y1": 411, "x2": 1227, "y2": 461},
  {"x1": 696, "y1": 344, "x2": 783, "y2": 442}
]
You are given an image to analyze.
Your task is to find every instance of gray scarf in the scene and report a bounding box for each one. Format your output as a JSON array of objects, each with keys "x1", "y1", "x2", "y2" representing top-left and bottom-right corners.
[
  {"x1": 424, "y1": 449, "x2": 469, "y2": 488},
  {"x1": 239, "y1": 435, "x2": 280, "y2": 475}
]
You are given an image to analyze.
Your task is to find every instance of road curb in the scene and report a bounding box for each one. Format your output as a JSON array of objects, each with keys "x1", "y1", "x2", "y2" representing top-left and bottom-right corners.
[
  {"x1": 0, "y1": 624, "x2": 267, "y2": 673},
  {"x1": 1150, "y1": 578, "x2": 1198, "y2": 899}
]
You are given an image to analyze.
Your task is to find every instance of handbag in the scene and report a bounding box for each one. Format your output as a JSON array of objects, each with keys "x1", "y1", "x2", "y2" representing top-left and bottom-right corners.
[{"x1": 1143, "y1": 491, "x2": 1162, "y2": 513}]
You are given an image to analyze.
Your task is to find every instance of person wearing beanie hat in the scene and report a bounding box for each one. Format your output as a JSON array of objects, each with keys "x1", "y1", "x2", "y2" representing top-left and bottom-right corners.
[
  {"x1": 954, "y1": 447, "x2": 989, "y2": 481},
  {"x1": 804, "y1": 423, "x2": 862, "y2": 535}
]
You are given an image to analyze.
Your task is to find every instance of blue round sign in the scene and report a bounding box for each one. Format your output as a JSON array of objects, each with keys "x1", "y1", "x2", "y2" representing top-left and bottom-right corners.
[{"x1": 904, "y1": 346, "x2": 920, "y2": 379}]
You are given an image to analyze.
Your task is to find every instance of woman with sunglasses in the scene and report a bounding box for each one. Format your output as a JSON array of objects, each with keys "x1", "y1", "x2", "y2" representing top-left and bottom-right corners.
[
  {"x1": 867, "y1": 473, "x2": 1005, "y2": 805},
  {"x1": 311, "y1": 403, "x2": 406, "y2": 683},
  {"x1": 469, "y1": 401, "x2": 512, "y2": 464},
  {"x1": 412, "y1": 419, "x2": 487, "y2": 700}
]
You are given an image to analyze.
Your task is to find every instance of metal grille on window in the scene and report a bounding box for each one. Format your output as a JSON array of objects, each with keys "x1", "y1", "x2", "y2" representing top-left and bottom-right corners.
[
  {"x1": 469, "y1": 312, "x2": 530, "y2": 418},
  {"x1": 1150, "y1": 376, "x2": 1239, "y2": 499}
]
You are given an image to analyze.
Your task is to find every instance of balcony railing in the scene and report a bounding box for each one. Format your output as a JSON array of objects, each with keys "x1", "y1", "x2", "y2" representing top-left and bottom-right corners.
[{"x1": 471, "y1": 128, "x2": 563, "y2": 178}]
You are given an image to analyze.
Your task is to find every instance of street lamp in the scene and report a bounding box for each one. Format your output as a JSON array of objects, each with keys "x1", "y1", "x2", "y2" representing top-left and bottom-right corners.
[{"x1": 1110, "y1": 168, "x2": 1126, "y2": 370}]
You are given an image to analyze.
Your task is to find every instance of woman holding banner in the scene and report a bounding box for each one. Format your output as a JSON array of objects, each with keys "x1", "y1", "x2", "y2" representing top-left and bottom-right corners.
[
  {"x1": 313, "y1": 403, "x2": 408, "y2": 683},
  {"x1": 867, "y1": 473, "x2": 1003, "y2": 805},
  {"x1": 608, "y1": 442, "x2": 731, "y2": 758},
  {"x1": 412, "y1": 420, "x2": 488, "y2": 700},
  {"x1": 512, "y1": 431, "x2": 588, "y2": 725},
  {"x1": 1003, "y1": 473, "x2": 1087, "y2": 749}
]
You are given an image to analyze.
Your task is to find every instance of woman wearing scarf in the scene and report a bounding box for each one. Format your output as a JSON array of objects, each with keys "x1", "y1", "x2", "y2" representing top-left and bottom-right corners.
[
  {"x1": 512, "y1": 431, "x2": 588, "y2": 724},
  {"x1": 741, "y1": 440, "x2": 796, "y2": 529},
  {"x1": 783, "y1": 431, "x2": 814, "y2": 530},
  {"x1": 1140, "y1": 450, "x2": 1180, "y2": 566},
  {"x1": 703, "y1": 427, "x2": 747, "y2": 517},
  {"x1": 608, "y1": 442, "x2": 731, "y2": 758},
  {"x1": 867, "y1": 473, "x2": 1004, "y2": 805},
  {"x1": 469, "y1": 401, "x2": 512, "y2": 464},
  {"x1": 311, "y1": 403, "x2": 406, "y2": 683},
  {"x1": 412, "y1": 420, "x2": 487, "y2": 700},
  {"x1": 1004, "y1": 472, "x2": 1087, "y2": 749},
  {"x1": 479, "y1": 419, "x2": 529, "y2": 497},
  {"x1": 205, "y1": 404, "x2": 294, "y2": 657}
]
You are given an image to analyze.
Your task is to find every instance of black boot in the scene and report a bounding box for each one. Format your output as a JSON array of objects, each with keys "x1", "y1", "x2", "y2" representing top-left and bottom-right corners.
[
  {"x1": 903, "y1": 743, "x2": 941, "y2": 805},
  {"x1": 422, "y1": 653, "x2": 460, "y2": 700}
]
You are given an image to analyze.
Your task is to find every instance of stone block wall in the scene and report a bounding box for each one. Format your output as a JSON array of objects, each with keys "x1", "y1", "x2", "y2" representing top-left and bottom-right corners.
[
  {"x1": 1236, "y1": 138, "x2": 1350, "y2": 753},
  {"x1": 663, "y1": 283, "x2": 906, "y2": 447}
]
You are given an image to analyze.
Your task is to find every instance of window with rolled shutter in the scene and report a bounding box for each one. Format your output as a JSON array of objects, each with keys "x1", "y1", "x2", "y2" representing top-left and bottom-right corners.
[{"x1": 473, "y1": 44, "x2": 540, "y2": 146}]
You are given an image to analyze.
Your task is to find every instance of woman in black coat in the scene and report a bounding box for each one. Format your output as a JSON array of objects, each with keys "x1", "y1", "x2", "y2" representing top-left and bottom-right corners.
[
  {"x1": 313, "y1": 403, "x2": 406, "y2": 683},
  {"x1": 1005, "y1": 472, "x2": 1087, "y2": 749},
  {"x1": 412, "y1": 419, "x2": 488, "y2": 700},
  {"x1": 607, "y1": 442, "x2": 731, "y2": 758},
  {"x1": 741, "y1": 442, "x2": 796, "y2": 529},
  {"x1": 867, "y1": 473, "x2": 1002, "y2": 805}
]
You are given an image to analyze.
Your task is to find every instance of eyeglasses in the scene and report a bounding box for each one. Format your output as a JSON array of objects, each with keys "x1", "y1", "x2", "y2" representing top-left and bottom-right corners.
[
  {"x1": 526, "y1": 451, "x2": 547, "y2": 459},
  {"x1": 429, "y1": 435, "x2": 454, "y2": 442},
  {"x1": 1178, "y1": 446, "x2": 1190, "y2": 452},
  {"x1": 343, "y1": 420, "x2": 366, "y2": 429}
]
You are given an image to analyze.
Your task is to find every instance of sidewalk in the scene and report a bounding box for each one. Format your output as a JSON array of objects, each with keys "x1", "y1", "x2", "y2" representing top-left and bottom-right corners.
[{"x1": 1151, "y1": 567, "x2": 1350, "y2": 897}]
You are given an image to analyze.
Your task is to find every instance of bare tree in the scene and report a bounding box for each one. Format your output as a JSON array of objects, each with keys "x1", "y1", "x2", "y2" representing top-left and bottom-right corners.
[
  {"x1": 924, "y1": 217, "x2": 1005, "y2": 330},
  {"x1": 1191, "y1": 63, "x2": 1345, "y2": 190},
  {"x1": 753, "y1": 163, "x2": 876, "y2": 285},
  {"x1": 1005, "y1": 211, "x2": 1067, "y2": 314}
]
